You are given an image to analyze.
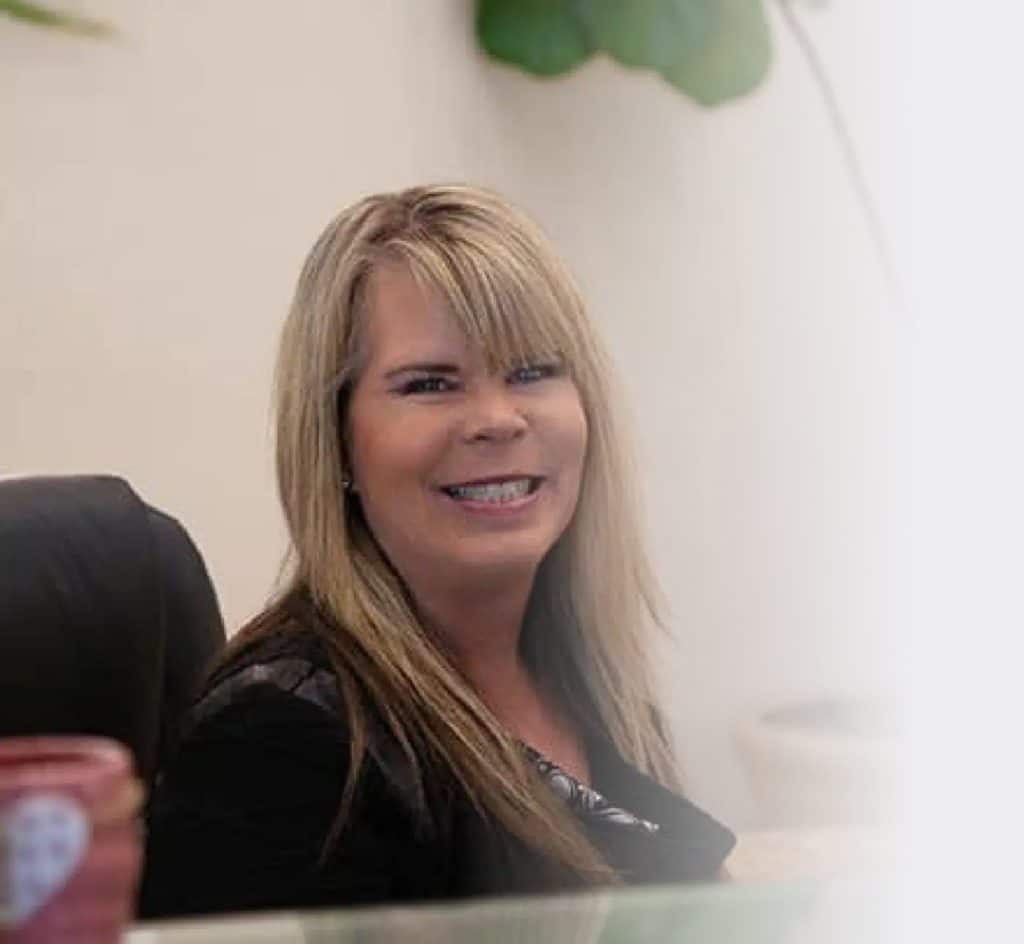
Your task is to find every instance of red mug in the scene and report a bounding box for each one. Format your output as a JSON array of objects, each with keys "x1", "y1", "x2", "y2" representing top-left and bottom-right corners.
[{"x1": 0, "y1": 737, "x2": 143, "y2": 943}]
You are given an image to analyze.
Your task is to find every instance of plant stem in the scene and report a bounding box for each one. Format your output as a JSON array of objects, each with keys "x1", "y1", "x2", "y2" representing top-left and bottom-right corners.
[{"x1": 776, "y1": 0, "x2": 902, "y2": 304}]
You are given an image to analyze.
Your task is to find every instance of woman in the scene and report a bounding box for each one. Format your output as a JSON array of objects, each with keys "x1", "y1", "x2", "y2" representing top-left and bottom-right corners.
[{"x1": 140, "y1": 185, "x2": 734, "y2": 918}]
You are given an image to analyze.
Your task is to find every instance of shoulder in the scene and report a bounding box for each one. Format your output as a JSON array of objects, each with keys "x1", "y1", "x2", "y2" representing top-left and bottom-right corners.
[
  {"x1": 175, "y1": 617, "x2": 422, "y2": 808},
  {"x1": 189, "y1": 625, "x2": 341, "y2": 732},
  {"x1": 141, "y1": 623, "x2": 429, "y2": 918},
  {"x1": 159, "y1": 632, "x2": 349, "y2": 801}
]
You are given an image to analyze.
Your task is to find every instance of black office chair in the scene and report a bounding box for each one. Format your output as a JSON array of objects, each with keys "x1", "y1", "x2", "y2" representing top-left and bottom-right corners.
[{"x1": 0, "y1": 475, "x2": 226, "y2": 787}]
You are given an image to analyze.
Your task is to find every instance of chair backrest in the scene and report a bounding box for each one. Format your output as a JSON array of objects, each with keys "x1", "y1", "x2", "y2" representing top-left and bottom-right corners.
[{"x1": 0, "y1": 475, "x2": 226, "y2": 786}]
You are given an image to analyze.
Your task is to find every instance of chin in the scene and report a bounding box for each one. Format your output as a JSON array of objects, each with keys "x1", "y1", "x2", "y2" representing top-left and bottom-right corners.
[{"x1": 448, "y1": 540, "x2": 550, "y2": 580}]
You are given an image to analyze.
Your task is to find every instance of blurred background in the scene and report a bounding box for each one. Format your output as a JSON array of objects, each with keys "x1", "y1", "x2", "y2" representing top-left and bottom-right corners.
[{"x1": 2, "y1": 1, "x2": 907, "y2": 833}]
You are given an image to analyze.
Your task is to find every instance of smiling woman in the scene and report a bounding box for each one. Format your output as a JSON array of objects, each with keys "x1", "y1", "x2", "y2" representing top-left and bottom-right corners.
[
  {"x1": 348, "y1": 261, "x2": 588, "y2": 607},
  {"x1": 138, "y1": 185, "x2": 735, "y2": 918}
]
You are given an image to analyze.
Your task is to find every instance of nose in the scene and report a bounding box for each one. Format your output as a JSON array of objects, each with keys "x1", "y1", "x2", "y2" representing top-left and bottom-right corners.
[{"x1": 462, "y1": 379, "x2": 528, "y2": 444}]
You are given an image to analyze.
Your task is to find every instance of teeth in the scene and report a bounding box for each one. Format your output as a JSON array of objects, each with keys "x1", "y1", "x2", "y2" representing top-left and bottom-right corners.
[{"x1": 448, "y1": 479, "x2": 532, "y2": 502}]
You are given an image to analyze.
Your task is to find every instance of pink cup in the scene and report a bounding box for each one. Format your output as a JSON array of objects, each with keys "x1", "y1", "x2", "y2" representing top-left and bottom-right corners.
[{"x1": 0, "y1": 737, "x2": 143, "y2": 944}]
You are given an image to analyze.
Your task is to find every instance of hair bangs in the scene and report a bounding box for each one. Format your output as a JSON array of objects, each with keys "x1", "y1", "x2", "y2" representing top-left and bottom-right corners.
[{"x1": 388, "y1": 235, "x2": 584, "y2": 379}]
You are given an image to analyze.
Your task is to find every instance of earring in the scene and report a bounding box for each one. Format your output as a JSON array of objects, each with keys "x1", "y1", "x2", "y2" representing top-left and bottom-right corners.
[{"x1": 341, "y1": 478, "x2": 352, "y2": 491}]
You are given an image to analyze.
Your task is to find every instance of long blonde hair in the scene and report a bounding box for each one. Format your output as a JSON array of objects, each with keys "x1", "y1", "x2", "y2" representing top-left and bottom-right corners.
[{"x1": 239, "y1": 184, "x2": 676, "y2": 880}]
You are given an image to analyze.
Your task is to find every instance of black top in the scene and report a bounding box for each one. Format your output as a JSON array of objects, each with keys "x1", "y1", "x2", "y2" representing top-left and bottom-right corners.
[{"x1": 139, "y1": 629, "x2": 734, "y2": 919}]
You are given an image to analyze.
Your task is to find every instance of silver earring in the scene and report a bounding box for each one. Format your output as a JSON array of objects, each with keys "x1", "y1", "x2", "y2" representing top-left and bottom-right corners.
[{"x1": 341, "y1": 478, "x2": 352, "y2": 491}]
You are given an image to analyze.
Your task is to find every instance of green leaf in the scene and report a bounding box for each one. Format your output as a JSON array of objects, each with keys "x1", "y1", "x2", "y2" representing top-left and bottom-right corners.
[
  {"x1": 0, "y1": 0, "x2": 112, "y2": 36},
  {"x1": 660, "y1": 0, "x2": 772, "y2": 105},
  {"x1": 575, "y1": 0, "x2": 716, "y2": 72},
  {"x1": 476, "y1": 0, "x2": 593, "y2": 77}
]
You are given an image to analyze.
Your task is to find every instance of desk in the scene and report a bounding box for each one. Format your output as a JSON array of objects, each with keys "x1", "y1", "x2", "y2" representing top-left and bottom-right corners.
[{"x1": 128, "y1": 876, "x2": 895, "y2": 944}]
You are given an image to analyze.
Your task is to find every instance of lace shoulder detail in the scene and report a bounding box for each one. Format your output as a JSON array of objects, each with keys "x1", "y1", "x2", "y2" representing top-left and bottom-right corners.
[
  {"x1": 189, "y1": 657, "x2": 342, "y2": 731},
  {"x1": 525, "y1": 747, "x2": 661, "y2": 835}
]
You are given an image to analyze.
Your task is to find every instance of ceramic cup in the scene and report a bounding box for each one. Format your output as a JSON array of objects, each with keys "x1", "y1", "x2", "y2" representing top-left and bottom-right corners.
[{"x1": 0, "y1": 737, "x2": 143, "y2": 943}]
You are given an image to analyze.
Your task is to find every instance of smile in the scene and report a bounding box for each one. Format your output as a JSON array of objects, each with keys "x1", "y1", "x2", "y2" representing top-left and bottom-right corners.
[{"x1": 440, "y1": 477, "x2": 543, "y2": 504}]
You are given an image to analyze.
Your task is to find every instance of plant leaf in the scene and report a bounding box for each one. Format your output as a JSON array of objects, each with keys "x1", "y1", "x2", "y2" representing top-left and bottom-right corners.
[
  {"x1": 0, "y1": 0, "x2": 111, "y2": 36},
  {"x1": 476, "y1": 0, "x2": 593, "y2": 77},
  {"x1": 661, "y1": 0, "x2": 772, "y2": 105},
  {"x1": 574, "y1": 0, "x2": 716, "y2": 72}
]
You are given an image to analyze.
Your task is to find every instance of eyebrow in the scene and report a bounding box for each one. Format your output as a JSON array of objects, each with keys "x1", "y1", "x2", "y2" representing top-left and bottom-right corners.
[{"x1": 383, "y1": 362, "x2": 462, "y2": 380}]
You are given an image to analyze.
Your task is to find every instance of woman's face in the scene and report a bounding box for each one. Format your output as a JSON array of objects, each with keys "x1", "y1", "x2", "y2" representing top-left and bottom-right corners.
[{"x1": 346, "y1": 263, "x2": 588, "y2": 591}]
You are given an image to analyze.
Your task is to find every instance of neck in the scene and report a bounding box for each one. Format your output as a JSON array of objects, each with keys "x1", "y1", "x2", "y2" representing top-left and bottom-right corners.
[
  {"x1": 405, "y1": 565, "x2": 588, "y2": 781},
  {"x1": 410, "y1": 568, "x2": 538, "y2": 716}
]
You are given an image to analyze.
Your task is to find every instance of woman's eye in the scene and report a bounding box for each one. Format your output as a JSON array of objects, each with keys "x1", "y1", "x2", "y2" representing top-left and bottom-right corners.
[
  {"x1": 508, "y1": 364, "x2": 559, "y2": 385},
  {"x1": 401, "y1": 376, "x2": 456, "y2": 395}
]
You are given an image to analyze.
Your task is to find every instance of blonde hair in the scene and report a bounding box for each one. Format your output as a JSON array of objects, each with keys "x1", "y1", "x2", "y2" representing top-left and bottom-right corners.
[{"x1": 243, "y1": 184, "x2": 677, "y2": 880}]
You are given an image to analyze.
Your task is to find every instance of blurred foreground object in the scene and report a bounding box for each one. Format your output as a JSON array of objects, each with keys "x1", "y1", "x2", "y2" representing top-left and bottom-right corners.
[
  {"x1": 0, "y1": 736, "x2": 142, "y2": 943},
  {"x1": 129, "y1": 875, "x2": 893, "y2": 944},
  {"x1": 0, "y1": 475, "x2": 225, "y2": 788}
]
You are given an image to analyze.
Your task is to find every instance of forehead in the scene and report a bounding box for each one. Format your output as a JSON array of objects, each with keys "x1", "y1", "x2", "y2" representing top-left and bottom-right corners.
[{"x1": 361, "y1": 263, "x2": 474, "y2": 367}]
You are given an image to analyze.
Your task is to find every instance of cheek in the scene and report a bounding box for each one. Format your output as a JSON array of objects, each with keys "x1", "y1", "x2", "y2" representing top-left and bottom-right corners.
[
  {"x1": 552, "y1": 396, "x2": 589, "y2": 492},
  {"x1": 348, "y1": 403, "x2": 447, "y2": 497},
  {"x1": 568, "y1": 395, "x2": 589, "y2": 467},
  {"x1": 352, "y1": 423, "x2": 397, "y2": 481},
  {"x1": 575, "y1": 408, "x2": 589, "y2": 472},
  {"x1": 348, "y1": 415, "x2": 445, "y2": 557}
]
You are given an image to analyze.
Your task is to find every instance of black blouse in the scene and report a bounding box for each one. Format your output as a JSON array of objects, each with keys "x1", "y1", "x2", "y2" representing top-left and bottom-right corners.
[{"x1": 139, "y1": 630, "x2": 735, "y2": 919}]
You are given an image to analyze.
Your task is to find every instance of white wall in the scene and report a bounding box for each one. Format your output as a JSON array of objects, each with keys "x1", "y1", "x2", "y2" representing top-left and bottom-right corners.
[
  {"x1": 904, "y1": 3, "x2": 1024, "y2": 937},
  {"x1": 2, "y1": 0, "x2": 904, "y2": 827}
]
